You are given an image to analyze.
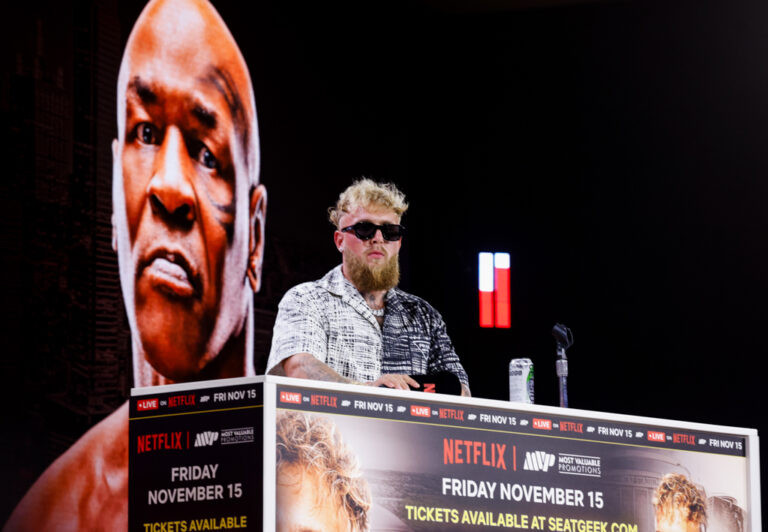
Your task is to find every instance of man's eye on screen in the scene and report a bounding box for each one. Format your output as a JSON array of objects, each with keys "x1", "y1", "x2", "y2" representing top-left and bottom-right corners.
[
  {"x1": 198, "y1": 145, "x2": 218, "y2": 170},
  {"x1": 134, "y1": 122, "x2": 159, "y2": 145}
]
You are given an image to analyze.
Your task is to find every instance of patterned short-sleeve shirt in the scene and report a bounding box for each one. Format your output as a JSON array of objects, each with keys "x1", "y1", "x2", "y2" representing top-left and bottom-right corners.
[{"x1": 266, "y1": 265, "x2": 469, "y2": 389}]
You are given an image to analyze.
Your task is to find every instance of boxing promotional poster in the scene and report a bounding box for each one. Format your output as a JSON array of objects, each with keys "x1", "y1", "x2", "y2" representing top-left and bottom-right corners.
[
  {"x1": 129, "y1": 380, "x2": 265, "y2": 532},
  {"x1": 274, "y1": 385, "x2": 752, "y2": 532}
]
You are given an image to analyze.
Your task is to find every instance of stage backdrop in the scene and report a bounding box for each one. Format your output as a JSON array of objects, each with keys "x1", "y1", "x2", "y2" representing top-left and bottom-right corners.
[{"x1": 2, "y1": 0, "x2": 768, "y2": 524}]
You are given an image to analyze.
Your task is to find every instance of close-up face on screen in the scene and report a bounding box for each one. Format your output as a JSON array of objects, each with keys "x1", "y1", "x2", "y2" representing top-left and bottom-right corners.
[{"x1": 112, "y1": 0, "x2": 262, "y2": 381}]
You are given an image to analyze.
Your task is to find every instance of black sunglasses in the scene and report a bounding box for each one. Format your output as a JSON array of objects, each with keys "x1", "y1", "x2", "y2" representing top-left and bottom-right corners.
[{"x1": 341, "y1": 221, "x2": 406, "y2": 241}]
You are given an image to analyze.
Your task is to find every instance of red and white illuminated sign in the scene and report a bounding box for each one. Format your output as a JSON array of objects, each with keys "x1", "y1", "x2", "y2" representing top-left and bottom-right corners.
[{"x1": 478, "y1": 252, "x2": 511, "y2": 328}]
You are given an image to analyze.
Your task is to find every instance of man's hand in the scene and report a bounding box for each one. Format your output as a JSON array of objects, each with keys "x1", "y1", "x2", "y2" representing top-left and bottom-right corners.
[{"x1": 368, "y1": 374, "x2": 420, "y2": 390}]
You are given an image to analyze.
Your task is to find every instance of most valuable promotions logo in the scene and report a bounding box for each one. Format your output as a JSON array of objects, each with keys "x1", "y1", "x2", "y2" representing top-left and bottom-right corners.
[
  {"x1": 521, "y1": 449, "x2": 602, "y2": 477},
  {"x1": 557, "y1": 453, "x2": 602, "y2": 477},
  {"x1": 194, "y1": 431, "x2": 219, "y2": 447},
  {"x1": 523, "y1": 450, "x2": 556, "y2": 472}
]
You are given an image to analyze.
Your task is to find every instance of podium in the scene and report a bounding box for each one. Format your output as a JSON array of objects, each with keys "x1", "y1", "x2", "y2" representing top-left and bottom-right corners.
[{"x1": 129, "y1": 376, "x2": 760, "y2": 531}]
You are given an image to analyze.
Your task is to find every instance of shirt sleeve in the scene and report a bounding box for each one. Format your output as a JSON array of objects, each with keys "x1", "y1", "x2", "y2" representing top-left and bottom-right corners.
[
  {"x1": 427, "y1": 309, "x2": 470, "y2": 390},
  {"x1": 266, "y1": 286, "x2": 328, "y2": 373}
]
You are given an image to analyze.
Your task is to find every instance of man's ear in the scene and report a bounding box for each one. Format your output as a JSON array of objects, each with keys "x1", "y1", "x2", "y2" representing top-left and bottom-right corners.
[
  {"x1": 111, "y1": 213, "x2": 118, "y2": 252},
  {"x1": 111, "y1": 139, "x2": 119, "y2": 253},
  {"x1": 247, "y1": 184, "x2": 267, "y2": 293},
  {"x1": 333, "y1": 230, "x2": 344, "y2": 252}
]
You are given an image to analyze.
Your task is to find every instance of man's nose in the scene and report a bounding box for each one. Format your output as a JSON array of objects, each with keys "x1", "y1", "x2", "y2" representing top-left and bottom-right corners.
[
  {"x1": 370, "y1": 227, "x2": 384, "y2": 243},
  {"x1": 147, "y1": 127, "x2": 195, "y2": 225}
]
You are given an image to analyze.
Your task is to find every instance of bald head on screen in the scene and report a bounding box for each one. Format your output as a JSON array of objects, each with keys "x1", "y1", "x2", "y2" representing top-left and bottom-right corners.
[
  {"x1": 5, "y1": 2, "x2": 265, "y2": 529},
  {"x1": 112, "y1": 0, "x2": 266, "y2": 386}
]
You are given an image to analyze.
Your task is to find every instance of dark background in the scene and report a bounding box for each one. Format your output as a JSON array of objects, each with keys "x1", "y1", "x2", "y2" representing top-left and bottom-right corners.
[{"x1": 2, "y1": 0, "x2": 766, "y2": 523}]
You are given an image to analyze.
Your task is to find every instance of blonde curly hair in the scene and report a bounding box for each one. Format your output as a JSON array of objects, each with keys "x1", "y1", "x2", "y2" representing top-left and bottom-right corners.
[
  {"x1": 276, "y1": 411, "x2": 371, "y2": 531},
  {"x1": 329, "y1": 178, "x2": 408, "y2": 228},
  {"x1": 652, "y1": 473, "x2": 707, "y2": 530}
]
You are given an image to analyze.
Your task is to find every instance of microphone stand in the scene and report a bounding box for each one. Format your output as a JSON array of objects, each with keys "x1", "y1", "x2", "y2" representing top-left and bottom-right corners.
[
  {"x1": 556, "y1": 345, "x2": 568, "y2": 408},
  {"x1": 552, "y1": 323, "x2": 574, "y2": 408}
]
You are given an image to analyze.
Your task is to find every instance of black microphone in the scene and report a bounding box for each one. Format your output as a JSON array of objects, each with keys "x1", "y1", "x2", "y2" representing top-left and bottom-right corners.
[
  {"x1": 552, "y1": 323, "x2": 574, "y2": 353},
  {"x1": 552, "y1": 323, "x2": 574, "y2": 408}
]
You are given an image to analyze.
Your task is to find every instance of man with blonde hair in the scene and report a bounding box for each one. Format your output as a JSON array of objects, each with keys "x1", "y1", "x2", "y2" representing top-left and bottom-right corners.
[
  {"x1": 275, "y1": 411, "x2": 371, "y2": 531},
  {"x1": 267, "y1": 179, "x2": 469, "y2": 395},
  {"x1": 653, "y1": 473, "x2": 707, "y2": 532}
]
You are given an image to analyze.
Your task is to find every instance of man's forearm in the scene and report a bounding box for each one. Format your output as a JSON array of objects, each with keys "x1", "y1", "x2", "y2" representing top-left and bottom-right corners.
[{"x1": 275, "y1": 353, "x2": 354, "y2": 384}]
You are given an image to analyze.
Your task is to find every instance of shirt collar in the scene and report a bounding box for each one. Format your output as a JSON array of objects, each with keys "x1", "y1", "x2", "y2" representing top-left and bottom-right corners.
[
  {"x1": 320, "y1": 265, "x2": 402, "y2": 321},
  {"x1": 320, "y1": 265, "x2": 355, "y2": 298}
]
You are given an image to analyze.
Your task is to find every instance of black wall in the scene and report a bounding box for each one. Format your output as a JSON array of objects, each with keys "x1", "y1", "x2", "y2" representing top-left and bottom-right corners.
[{"x1": 2, "y1": 0, "x2": 767, "y2": 521}]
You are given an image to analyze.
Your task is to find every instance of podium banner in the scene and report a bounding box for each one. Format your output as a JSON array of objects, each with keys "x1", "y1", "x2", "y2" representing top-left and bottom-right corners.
[
  {"x1": 128, "y1": 377, "x2": 758, "y2": 531},
  {"x1": 130, "y1": 378, "x2": 265, "y2": 532},
  {"x1": 272, "y1": 382, "x2": 755, "y2": 532}
]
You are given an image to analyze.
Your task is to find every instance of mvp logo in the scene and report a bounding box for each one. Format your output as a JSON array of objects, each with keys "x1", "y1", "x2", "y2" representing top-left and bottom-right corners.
[
  {"x1": 194, "y1": 431, "x2": 219, "y2": 447},
  {"x1": 523, "y1": 451, "x2": 555, "y2": 472}
]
